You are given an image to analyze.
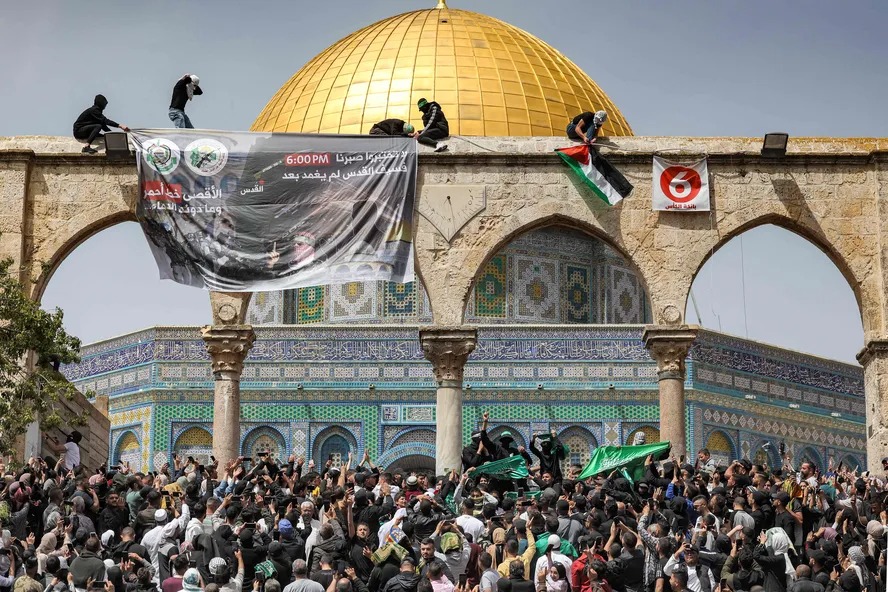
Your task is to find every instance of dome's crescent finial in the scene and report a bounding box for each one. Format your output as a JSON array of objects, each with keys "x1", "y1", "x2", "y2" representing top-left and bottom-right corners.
[{"x1": 436, "y1": 0, "x2": 447, "y2": 8}]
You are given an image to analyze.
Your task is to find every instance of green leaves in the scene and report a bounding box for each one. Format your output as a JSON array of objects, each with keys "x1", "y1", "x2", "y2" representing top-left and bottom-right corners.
[{"x1": 0, "y1": 254, "x2": 85, "y2": 456}]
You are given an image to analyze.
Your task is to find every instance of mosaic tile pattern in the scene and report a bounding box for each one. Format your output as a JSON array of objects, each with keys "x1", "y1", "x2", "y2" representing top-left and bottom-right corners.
[
  {"x1": 113, "y1": 430, "x2": 142, "y2": 470},
  {"x1": 295, "y1": 287, "x2": 326, "y2": 324},
  {"x1": 331, "y1": 282, "x2": 376, "y2": 320},
  {"x1": 384, "y1": 282, "x2": 417, "y2": 318},
  {"x1": 609, "y1": 266, "x2": 644, "y2": 323},
  {"x1": 474, "y1": 255, "x2": 507, "y2": 318},
  {"x1": 515, "y1": 257, "x2": 559, "y2": 321},
  {"x1": 564, "y1": 265, "x2": 591, "y2": 323},
  {"x1": 247, "y1": 291, "x2": 284, "y2": 325}
]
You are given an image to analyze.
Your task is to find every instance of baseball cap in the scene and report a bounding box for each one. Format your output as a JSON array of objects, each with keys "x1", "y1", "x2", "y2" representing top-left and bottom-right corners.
[
  {"x1": 771, "y1": 491, "x2": 790, "y2": 505},
  {"x1": 547, "y1": 534, "x2": 561, "y2": 549},
  {"x1": 209, "y1": 557, "x2": 229, "y2": 577},
  {"x1": 269, "y1": 541, "x2": 284, "y2": 557},
  {"x1": 182, "y1": 568, "x2": 202, "y2": 591},
  {"x1": 278, "y1": 519, "x2": 294, "y2": 537}
]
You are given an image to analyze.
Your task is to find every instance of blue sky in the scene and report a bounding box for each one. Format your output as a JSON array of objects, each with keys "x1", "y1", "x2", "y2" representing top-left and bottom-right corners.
[{"x1": 3, "y1": 0, "x2": 884, "y2": 362}]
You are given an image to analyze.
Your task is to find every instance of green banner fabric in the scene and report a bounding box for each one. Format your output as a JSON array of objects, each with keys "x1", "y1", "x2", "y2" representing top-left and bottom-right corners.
[
  {"x1": 578, "y1": 441, "x2": 671, "y2": 481},
  {"x1": 473, "y1": 455, "x2": 529, "y2": 480}
]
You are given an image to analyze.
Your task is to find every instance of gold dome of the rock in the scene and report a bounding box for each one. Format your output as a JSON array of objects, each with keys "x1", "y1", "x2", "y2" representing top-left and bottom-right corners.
[{"x1": 251, "y1": 2, "x2": 632, "y2": 137}]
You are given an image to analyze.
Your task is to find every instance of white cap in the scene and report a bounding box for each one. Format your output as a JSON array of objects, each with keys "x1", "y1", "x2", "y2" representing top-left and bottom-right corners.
[{"x1": 190, "y1": 75, "x2": 200, "y2": 86}]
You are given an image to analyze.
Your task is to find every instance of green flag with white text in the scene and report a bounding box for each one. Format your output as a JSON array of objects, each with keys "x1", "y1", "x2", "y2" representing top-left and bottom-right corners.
[{"x1": 578, "y1": 441, "x2": 671, "y2": 481}]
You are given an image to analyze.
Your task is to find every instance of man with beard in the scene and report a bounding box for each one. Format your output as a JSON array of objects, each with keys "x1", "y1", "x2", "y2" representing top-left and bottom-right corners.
[{"x1": 348, "y1": 523, "x2": 376, "y2": 584}]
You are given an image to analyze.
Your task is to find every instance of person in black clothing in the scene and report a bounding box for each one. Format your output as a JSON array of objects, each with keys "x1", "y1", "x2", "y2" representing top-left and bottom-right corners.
[
  {"x1": 530, "y1": 430, "x2": 568, "y2": 483},
  {"x1": 567, "y1": 110, "x2": 607, "y2": 144},
  {"x1": 412, "y1": 98, "x2": 449, "y2": 152},
  {"x1": 789, "y1": 565, "x2": 824, "y2": 592},
  {"x1": 72, "y1": 94, "x2": 129, "y2": 153},
  {"x1": 369, "y1": 119, "x2": 415, "y2": 136},
  {"x1": 169, "y1": 74, "x2": 202, "y2": 129}
]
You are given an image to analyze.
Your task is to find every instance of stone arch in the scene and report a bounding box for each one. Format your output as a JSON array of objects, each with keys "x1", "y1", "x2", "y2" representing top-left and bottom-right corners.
[
  {"x1": 626, "y1": 425, "x2": 660, "y2": 445},
  {"x1": 313, "y1": 426, "x2": 358, "y2": 468},
  {"x1": 557, "y1": 426, "x2": 599, "y2": 472},
  {"x1": 377, "y1": 443, "x2": 436, "y2": 469},
  {"x1": 113, "y1": 430, "x2": 142, "y2": 470},
  {"x1": 173, "y1": 426, "x2": 213, "y2": 465},
  {"x1": 751, "y1": 440, "x2": 781, "y2": 469},
  {"x1": 840, "y1": 454, "x2": 863, "y2": 471},
  {"x1": 463, "y1": 222, "x2": 650, "y2": 324},
  {"x1": 241, "y1": 426, "x2": 287, "y2": 461},
  {"x1": 32, "y1": 208, "x2": 137, "y2": 302},
  {"x1": 685, "y1": 214, "x2": 870, "y2": 334},
  {"x1": 704, "y1": 430, "x2": 737, "y2": 467},
  {"x1": 390, "y1": 428, "x2": 436, "y2": 450},
  {"x1": 797, "y1": 446, "x2": 824, "y2": 471}
]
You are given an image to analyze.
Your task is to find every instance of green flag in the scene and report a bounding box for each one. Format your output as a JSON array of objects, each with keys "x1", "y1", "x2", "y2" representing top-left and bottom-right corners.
[
  {"x1": 578, "y1": 441, "x2": 671, "y2": 481},
  {"x1": 473, "y1": 455, "x2": 529, "y2": 480}
]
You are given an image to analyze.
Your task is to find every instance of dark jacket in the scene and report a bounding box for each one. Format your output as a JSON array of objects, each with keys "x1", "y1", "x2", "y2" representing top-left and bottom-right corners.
[
  {"x1": 370, "y1": 119, "x2": 411, "y2": 136},
  {"x1": 69, "y1": 550, "x2": 107, "y2": 588},
  {"x1": 788, "y1": 577, "x2": 824, "y2": 592},
  {"x1": 419, "y1": 102, "x2": 448, "y2": 134},
  {"x1": 308, "y1": 525, "x2": 347, "y2": 576},
  {"x1": 530, "y1": 436, "x2": 567, "y2": 482},
  {"x1": 753, "y1": 546, "x2": 795, "y2": 592},
  {"x1": 169, "y1": 77, "x2": 202, "y2": 111},
  {"x1": 381, "y1": 572, "x2": 420, "y2": 592},
  {"x1": 281, "y1": 534, "x2": 306, "y2": 563},
  {"x1": 73, "y1": 95, "x2": 119, "y2": 134}
]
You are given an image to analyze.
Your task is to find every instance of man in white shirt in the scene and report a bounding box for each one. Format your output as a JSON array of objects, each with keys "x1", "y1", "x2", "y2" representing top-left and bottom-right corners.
[
  {"x1": 455, "y1": 499, "x2": 485, "y2": 543},
  {"x1": 43, "y1": 431, "x2": 82, "y2": 471},
  {"x1": 142, "y1": 506, "x2": 191, "y2": 585},
  {"x1": 663, "y1": 543, "x2": 716, "y2": 592}
]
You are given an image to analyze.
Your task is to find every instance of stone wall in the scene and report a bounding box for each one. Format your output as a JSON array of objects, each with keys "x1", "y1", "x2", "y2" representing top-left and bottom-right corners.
[{"x1": 2, "y1": 135, "x2": 887, "y2": 467}]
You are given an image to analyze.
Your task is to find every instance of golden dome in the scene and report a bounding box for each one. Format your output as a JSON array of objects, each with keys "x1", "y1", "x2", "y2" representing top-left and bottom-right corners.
[{"x1": 251, "y1": 2, "x2": 632, "y2": 137}]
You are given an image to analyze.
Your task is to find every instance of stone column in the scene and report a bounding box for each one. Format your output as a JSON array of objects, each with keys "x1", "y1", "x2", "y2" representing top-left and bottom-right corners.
[
  {"x1": 203, "y1": 291, "x2": 254, "y2": 464},
  {"x1": 857, "y1": 340, "x2": 888, "y2": 472},
  {"x1": 642, "y1": 325, "x2": 699, "y2": 460},
  {"x1": 420, "y1": 327, "x2": 477, "y2": 475}
]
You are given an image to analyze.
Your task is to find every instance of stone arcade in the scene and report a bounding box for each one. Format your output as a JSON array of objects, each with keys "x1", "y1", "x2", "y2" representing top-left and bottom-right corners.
[{"x1": 0, "y1": 2, "x2": 885, "y2": 474}]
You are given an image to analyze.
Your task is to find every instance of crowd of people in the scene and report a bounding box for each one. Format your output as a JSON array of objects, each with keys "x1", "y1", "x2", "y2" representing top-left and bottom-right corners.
[{"x1": 1, "y1": 413, "x2": 883, "y2": 592}]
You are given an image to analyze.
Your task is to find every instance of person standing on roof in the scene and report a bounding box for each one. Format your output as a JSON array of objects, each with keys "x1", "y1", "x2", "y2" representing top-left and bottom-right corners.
[
  {"x1": 169, "y1": 74, "x2": 203, "y2": 129},
  {"x1": 412, "y1": 98, "x2": 449, "y2": 152}
]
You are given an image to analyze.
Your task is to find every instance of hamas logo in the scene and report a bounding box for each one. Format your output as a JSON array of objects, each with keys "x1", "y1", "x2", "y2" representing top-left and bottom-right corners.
[
  {"x1": 142, "y1": 139, "x2": 180, "y2": 174},
  {"x1": 185, "y1": 139, "x2": 229, "y2": 177}
]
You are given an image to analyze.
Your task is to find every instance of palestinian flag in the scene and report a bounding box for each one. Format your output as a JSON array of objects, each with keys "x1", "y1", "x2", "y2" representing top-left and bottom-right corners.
[{"x1": 555, "y1": 144, "x2": 634, "y2": 205}]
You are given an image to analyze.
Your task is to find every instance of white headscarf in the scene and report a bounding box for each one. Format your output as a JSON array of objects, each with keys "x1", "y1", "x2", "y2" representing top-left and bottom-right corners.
[
  {"x1": 765, "y1": 528, "x2": 796, "y2": 589},
  {"x1": 185, "y1": 74, "x2": 199, "y2": 100}
]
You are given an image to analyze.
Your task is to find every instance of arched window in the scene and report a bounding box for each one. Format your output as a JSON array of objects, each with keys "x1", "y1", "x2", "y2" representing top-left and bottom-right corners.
[
  {"x1": 626, "y1": 426, "x2": 660, "y2": 445},
  {"x1": 114, "y1": 432, "x2": 141, "y2": 470},
  {"x1": 173, "y1": 427, "x2": 213, "y2": 465}
]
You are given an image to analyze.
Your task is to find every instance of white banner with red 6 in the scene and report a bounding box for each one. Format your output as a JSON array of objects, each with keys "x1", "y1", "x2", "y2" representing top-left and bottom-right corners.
[{"x1": 651, "y1": 156, "x2": 710, "y2": 211}]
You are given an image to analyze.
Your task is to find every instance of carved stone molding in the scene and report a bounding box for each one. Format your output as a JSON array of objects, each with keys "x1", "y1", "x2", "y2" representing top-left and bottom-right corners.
[
  {"x1": 857, "y1": 339, "x2": 888, "y2": 367},
  {"x1": 642, "y1": 325, "x2": 699, "y2": 381},
  {"x1": 419, "y1": 326, "x2": 478, "y2": 384},
  {"x1": 209, "y1": 292, "x2": 253, "y2": 326},
  {"x1": 201, "y1": 325, "x2": 256, "y2": 376}
]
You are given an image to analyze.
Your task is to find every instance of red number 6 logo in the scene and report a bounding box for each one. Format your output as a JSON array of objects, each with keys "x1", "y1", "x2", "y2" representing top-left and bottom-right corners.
[{"x1": 660, "y1": 166, "x2": 702, "y2": 203}]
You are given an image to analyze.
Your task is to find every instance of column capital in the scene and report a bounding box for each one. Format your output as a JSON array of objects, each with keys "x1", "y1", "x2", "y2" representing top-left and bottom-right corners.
[
  {"x1": 201, "y1": 325, "x2": 256, "y2": 376},
  {"x1": 642, "y1": 325, "x2": 699, "y2": 380},
  {"x1": 857, "y1": 339, "x2": 888, "y2": 366},
  {"x1": 419, "y1": 326, "x2": 477, "y2": 384}
]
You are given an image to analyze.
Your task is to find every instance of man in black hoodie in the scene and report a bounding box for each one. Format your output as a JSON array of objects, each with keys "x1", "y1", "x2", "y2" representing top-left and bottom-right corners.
[
  {"x1": 380, "y1": 558, "x2": 419, "y2": 592},
  {"x1": 412, "y1": 98, "x2": 448, "y2": 152},
  {"x1": 72, "y1": 95, "x2": 129, "y2": 153}
]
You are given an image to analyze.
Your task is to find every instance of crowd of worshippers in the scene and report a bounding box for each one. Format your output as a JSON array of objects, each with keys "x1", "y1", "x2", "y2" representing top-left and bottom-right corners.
[{"x1": 1, "y1": 417, "x2": 885, "y2": 592}]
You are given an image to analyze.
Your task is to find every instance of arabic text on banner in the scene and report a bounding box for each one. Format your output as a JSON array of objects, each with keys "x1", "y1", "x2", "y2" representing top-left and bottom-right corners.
[
  {"x1": 651, "y1": 156, "x2": 710, "y2": 212},
  {"x1": 131, "y1": 130, "x2": 417, "y2": 292}
]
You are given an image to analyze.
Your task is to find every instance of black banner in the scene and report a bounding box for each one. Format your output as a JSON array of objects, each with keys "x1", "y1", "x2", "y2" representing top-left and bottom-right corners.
[{"x1": 131, "y1": 130, "x2": 417, "y2": 291}]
